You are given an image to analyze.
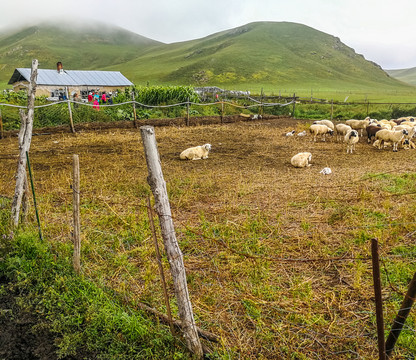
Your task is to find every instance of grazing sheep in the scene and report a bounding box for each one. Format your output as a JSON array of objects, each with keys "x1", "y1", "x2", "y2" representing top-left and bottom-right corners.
[
  {"x1": 309, "y1": 124, "x2": 334, "y2": 142},
  {"x1": 291, "y1": 152, "x2": 312, "y2": 168},
  {"x1": 366, "y1": 124, "x2": 382, "y2": 143},
  {"x1": 335, "y1": 123, "x2": 352, "y2": 141},
  {"x1": 345, "y1": 118, "x2": 371, "y2": 137},
  {"x1": 374, "y1": 129, "x2": 408, "y2": 152},
  {"x1": 180, "y1": 144, "x2": 212, "y2": 160},
  {"x1": 313, "y1": 119, "x2": 335, "y2": 131},
  {"x1": 286, "y1": 130, "x2": 296, "y2": 136},
  {"x1": 345, "y1": 129, "x2": 359, "y2": 154}
]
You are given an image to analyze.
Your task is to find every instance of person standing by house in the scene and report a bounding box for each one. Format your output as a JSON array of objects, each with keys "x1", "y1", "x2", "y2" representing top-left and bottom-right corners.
[
  {"x1": 101, "y1": 92, "x2": 107, "y2": 104},
  {"x1": 88, "y1": 92, "x2": 93, "y2": 102},
  {"x1": 93, "y1": 98, "x2": 100, "y2": 111}
]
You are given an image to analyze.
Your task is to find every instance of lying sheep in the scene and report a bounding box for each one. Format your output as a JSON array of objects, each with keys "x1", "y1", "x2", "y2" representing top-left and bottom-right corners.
[
  {"x1": 291, "y1": 152, "x2": 312, "y2": 168},
  {"x1": 309, "y1": 124, "x2": 334, "y2": 142},
  {"x1": 335, "y1": 123, "x2": 352, "y2": 142},
  {"x1": 345, "y1": 118, "x2": 371, "y2": 137},
  {"x1": 345, "y1": 129, "x2": 359, "y2": 154},
  {"x1": 313, "y1": 119, "x2": 334, "y2": 130},
  {"x1": 180, "y1": 144, "x2": 212, "y2": 160},
  {"x1": 374, "y1": 129, "x2": 408, "y2": 152}
]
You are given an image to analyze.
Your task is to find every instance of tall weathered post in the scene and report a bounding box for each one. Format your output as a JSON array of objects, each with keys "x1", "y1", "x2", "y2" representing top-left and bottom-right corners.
[
  {"x1": 72, "y1": 154, "x2": 81, "y2": 274},
  {"x1": 140, "y1": 126, "x2": 203, "y2": 358},
  {"x1": 66, "y1": 87, "x2": 75, "y2": 133},
  {"x1": 11, "y1": 59, "x2": 38, "y2": 227}
]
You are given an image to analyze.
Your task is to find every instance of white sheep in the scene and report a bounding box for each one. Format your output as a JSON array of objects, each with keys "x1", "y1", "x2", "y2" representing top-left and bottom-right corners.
[
  {"x1": 286, "y1": 130, "x2": 296, "y2": 136},
  {"x1": 374, "y1": 129, "x2": 408, "y2": 152},
  {"x1": 180, "y1": 144, "x2": 212, "y2": 160},
  {"x1": 335, "y1": 123, "x2": 352, "y2": 142},
  {"x1": 313, "y1": 119, "x2": 334, "y2": 130},
  {"x1": 344, "y1": 129, "x2": 359, "y2": 154},
  {"x1": 290, "y1": 152, "x2": 312, "y2": 168},
  {"x1": 309, "y1": 124, "x2": 334, "y2": 142},
  {"x1": 345, "y1": 118, "x2": 371, "y2": 137},
  {"x1": 297, "y1": 130, "x2": 307, "y2": 137}
]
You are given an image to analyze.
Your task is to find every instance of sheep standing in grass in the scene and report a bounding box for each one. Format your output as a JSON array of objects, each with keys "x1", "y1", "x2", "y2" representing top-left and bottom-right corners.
[
  {"x1": 291, "y1": 152, "x2": 312, "y2": 168},
  {"x1": 335, "y1": 123, "x2": 352, "y2": 142},
  {"x1": 345, "y1": 118, "x2": 371, "y2": 137},
  {"x1": 309, "y1": 124, "x2": 334, "y2": 142},
  {"x1": 345, "y1": 129, "x2": 359, "y2": 154},
  {"x1": 366, "y1": 124, "x2": 382, "y2": 143},
  {"x1": 180, "y1": 144, "x2": 212, "y2": 160},
  {"x1": 374, "y1": 129, "x2": 408, "y2": 152},
  {"x1": 313, "y1": 119, "x2": 334, "y2": 131}
]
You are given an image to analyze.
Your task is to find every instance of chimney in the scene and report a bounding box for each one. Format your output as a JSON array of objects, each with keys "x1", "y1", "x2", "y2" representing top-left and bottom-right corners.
[{"x1": 57, "y1": 62, "x2": 63, "y2": 74}]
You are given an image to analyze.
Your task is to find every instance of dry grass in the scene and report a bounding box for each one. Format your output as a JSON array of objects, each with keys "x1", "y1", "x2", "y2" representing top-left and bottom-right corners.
[{"x1": 1, "y1": 118, "x2": 416, "y2": 359}]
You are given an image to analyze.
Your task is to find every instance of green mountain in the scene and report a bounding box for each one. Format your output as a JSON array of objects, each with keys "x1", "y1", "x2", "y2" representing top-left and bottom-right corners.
[
  {"x1": 385, "y1": 67, "x2": 416, "y2": 86},
  {"x1": 0, "y1": 20, "x2": 413, "y2": 93},
  {"x1": 0, "y1": 20, "x2": 162, "y2": 86}
]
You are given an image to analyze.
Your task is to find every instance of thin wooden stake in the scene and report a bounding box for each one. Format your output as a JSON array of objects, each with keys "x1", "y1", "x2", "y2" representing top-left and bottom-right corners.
[
  {"x1": 385, "y1": 271, "x2": 416, "y2": 357},
  {"x1": 11, "y1": 59, "x2": 38, "y2": 228},
  {"x1": 25, "y1": 151, "x2": 43, "y2": 241},
  {"x1": 72, "y1": 154, "x2": 81, "y2": 274},
  {"x1": 146, "y1": 196, "x2": 175, "y2": 337},
  {"x1": 372, "y1": 238, "x2": 386, "y2": 360},
  {"x1": 140, "y1": 125, "x2": 203, "y2": 358},
  {"x1": 66, "y1": 87, "x2": 75, "y2": 133}
]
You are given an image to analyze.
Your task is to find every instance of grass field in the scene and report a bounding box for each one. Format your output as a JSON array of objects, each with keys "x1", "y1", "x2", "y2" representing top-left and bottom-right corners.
[{"x1": 1, "y1": 117, "x2": 416, "y2": 358}]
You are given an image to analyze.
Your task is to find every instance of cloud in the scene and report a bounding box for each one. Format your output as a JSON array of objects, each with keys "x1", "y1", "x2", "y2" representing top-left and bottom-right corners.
[{"x1": 1, "y1": 0, "x2": 416, "y2": 69}]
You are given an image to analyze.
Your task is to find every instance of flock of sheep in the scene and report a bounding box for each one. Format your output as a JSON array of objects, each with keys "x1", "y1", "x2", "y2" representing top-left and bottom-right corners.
[
  {"x1": 290, "y1": 116, "x2": 416, "y2": 168},
  {"x1": 177, "y1": 116, "x2": 416, "y2": 171}
]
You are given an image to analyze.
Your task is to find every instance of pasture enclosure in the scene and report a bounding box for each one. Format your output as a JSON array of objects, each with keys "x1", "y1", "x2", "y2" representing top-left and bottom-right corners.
[{"x1": 1, "y1": 117, "x2": 416, "y2": 358}]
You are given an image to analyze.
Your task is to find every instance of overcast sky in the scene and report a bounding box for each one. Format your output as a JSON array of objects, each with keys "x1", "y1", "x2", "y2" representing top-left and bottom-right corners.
[{"x1": 1, "y1": 0, "x2": 415, "y2": 70}]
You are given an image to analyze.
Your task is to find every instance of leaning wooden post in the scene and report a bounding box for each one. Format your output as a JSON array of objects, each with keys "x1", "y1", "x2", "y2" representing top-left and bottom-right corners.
[
  {"x1": 11, "y1": 59, "x2": 38, "y2": 228},
  {"x1": 66, "y1": 87, "x2": 75, "y2": 133},
  {"x1": 330, "y1": 99, "x2": 334, "y2": 121},
  {"x1": 385, "y1": 271, "x2": 416, "y2": 357},
  {"x1": 372, "y1": 239, "x2": 386, "y2": 360},
  {"x1": 72, "y1": 154, "x2": 81, "y2": 274},
  {"x1": 140, "y1": 126, "x2": 203, "y2": 358}
]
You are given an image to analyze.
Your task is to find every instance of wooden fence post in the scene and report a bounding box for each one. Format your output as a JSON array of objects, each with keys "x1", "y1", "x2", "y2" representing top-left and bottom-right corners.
[
  {"x1": 186, "y1": 97, "x2": 190, "y2": 126},
  {"x1": 11, "y1": 59, "x2": 38, "y2": 228},
  {"x1": 372, "y1": 239, "x2": 386, "y2": 360},
  {"x1": 385, "y1": 271, "x2": 416, "y2": 357},
  {"x1": 72, "y1": 154, "x2": 81, "y2": 274},
  {"x1": 66, "y1": 87, "x2": 75, "y2": 133},
  {"x1": 330, "y1": 99, "x2": 334, "y2": 121},
  {"x1": 0, "y1": 108, "x2": 3, "y2": 139},
  {"x1": 132, "y1": 91, "x2": 137, "y2": 128},
  {"x1": 140, "y1": 126, "x2": 203, "y2": 358},
  {"x1": 292, "y1": 93, "x2": 296, "y2": 118}
]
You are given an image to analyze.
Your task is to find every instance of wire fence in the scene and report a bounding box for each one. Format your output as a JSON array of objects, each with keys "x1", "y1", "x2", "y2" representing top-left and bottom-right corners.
[{"x1": 2, "y1": 90, "x2": 416, "y2": 134}]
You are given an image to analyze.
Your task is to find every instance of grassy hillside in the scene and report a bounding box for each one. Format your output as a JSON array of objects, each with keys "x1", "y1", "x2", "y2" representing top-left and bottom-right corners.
[
  {"x1": 0, "y1": 20, "x2": 162, "y2": 87},
  {"x1": 110, "y1": 21, "x2": 414, "y2": 93},
  {"x1": 1, "y1": 21, "x2": 415, "y2": 97},
  {"x1": 386, "y1": 67, "x2": 416, "y2": 86}
]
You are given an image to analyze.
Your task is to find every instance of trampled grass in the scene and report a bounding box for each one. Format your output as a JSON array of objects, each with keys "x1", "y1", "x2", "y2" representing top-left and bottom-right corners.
[{"x1": 0, "y1": 117, "x2": 415, "y2": 358}]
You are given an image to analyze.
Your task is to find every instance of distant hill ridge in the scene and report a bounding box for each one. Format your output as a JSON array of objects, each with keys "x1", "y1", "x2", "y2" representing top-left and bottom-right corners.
[{"x1": 0, "y1": 20, "x2": 413, "y2": 92}]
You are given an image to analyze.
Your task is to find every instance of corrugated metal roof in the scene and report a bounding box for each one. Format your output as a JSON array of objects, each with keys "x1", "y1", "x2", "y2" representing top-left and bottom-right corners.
[{"x1": 8, "y1": 68, "x2": 133, "y2": 87}]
